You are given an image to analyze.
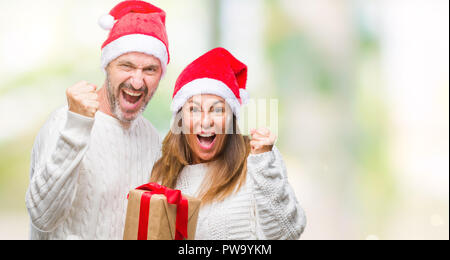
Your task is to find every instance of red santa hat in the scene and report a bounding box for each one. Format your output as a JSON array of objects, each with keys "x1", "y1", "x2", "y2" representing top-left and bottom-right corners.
[
  {"x1": 171, "y1": 47, "x2": 249, "y2": 119},
  {"x1": 98, "y1": 0, "x2": 169, "y2": 76}
]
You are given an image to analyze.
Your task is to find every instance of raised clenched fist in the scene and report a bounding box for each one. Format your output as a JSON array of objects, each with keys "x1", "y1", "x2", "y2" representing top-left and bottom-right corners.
[
  {"x1": 250, "y1": 127, "x2": 277, "y2": 155},
  {"x1": 66, "y1": 81, "x2": 99, "y2": 118}
]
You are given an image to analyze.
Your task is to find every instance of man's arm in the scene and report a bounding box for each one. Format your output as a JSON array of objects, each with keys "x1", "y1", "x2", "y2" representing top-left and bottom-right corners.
[{"x1": 25, "y1": 81, "x2": 99, "y2": 232}]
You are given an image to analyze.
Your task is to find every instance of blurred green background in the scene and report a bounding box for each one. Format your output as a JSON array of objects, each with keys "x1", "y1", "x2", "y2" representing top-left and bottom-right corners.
[{"x1": 0, "y1": 0, "x2": 448, "y2": 239}]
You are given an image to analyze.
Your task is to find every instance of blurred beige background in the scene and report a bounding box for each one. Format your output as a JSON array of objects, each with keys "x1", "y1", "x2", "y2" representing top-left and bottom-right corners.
[{"x1": 0, "y1": 0, "x2": 448, "y2": 240}]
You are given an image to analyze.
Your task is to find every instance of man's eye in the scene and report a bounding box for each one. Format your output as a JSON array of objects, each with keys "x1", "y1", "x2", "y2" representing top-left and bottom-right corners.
[{"x1": 120, "y1": 65, "x2": 132, "y2": 70}]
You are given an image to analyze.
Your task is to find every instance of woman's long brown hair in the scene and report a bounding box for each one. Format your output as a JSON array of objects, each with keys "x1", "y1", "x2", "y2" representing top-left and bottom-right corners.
[{"x1": 150, "y1": 115, "x2": 251, "y2": 204}]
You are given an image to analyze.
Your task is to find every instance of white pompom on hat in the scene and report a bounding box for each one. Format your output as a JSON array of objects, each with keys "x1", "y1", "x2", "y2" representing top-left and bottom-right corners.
[{"x1": 98, "y1": 14, "x2": 115, "y2": 31}]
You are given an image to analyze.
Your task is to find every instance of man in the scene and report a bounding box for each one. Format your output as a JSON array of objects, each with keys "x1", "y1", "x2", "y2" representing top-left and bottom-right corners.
[{"x1": 25, "y1": 1, "x2": 170, "y2": 239}]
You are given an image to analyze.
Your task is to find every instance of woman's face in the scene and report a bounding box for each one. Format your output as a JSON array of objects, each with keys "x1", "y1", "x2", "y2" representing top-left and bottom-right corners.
[{"x1": 181, "y1": 94, "x2": 232, "y2": 164}]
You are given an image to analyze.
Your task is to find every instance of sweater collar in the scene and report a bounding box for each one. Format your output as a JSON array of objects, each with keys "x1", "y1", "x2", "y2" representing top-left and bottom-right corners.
[{"x1": 96, "y1": 111, "x2": 143, "y2": 130}]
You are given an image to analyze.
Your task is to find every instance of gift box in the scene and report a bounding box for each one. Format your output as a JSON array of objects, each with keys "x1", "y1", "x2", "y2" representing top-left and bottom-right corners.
[{"x1": 123, "y1": 183, "x2": 201, "y2": 240}]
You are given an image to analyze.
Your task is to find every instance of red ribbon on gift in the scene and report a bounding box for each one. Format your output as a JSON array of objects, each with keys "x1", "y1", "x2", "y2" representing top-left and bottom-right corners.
[{"x1": 132, "y1": 183, "x2": 189, "y2": 240}]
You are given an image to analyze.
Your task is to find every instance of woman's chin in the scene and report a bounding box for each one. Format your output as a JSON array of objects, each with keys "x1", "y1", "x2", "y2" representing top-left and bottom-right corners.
[{"x1": 195, "y1": 153, "x2": 217, "y2": 163}]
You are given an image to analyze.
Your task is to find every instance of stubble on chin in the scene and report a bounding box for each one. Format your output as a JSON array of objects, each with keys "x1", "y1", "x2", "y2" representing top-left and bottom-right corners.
[{"x1": 105, "y1": 75, "x2": 156, "y2": 123}]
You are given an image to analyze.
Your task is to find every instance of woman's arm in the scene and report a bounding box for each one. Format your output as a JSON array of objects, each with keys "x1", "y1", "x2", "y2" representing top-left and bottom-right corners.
[
  {"x1": 248, "y1": 146, "x2": 306, "y2": 240},
  {"x1": 248, "y1": 129, "x2": 306, "y2": 240}
]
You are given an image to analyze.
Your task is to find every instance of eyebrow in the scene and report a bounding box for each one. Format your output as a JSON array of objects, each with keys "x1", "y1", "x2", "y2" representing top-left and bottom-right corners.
[
  {"x1": 211, "y1": 100, "x2": 225, "y2": 106},
  {"x1": 117, "y1": 61, "x2": 136, "y2": 68},
  {"x1": 187, "y1": 100, "x2": 225, "y2": 107},
  {"x1": 188, "y1": 100, "x2": 201, "y2": 106},
  {"x1": 143, "y1": 64, "x2": 160, "y2": 71},
  {"x1": 117, "y1": 61, "x2": 160, "y2": 70}
]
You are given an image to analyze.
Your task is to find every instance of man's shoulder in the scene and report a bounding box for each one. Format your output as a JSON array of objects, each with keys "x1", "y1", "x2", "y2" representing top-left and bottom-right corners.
[
  {"x1": 36, "y1": 105, "x2": 68, "y2": 132},
  {"x1": 138, "y1": 116, "x2": 159, "y2": 134},
  {"x1": 48, "y1": 105, "x2": 69, "y2": 123},
  {"x1": 136, "y1": 116, "x2": 162, "y2": 143},
  {"x1": 31, "y1": 106, "x2": 69, "y2": 155}
]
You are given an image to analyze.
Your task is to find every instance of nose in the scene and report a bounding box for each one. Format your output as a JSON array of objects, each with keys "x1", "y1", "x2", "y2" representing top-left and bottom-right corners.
[
  {"x1": 200, "y1": 111, "x2": 213, "y2": 130},
  {"x1": 130, "y1": 70, "x2": 145, "y2": 90}
]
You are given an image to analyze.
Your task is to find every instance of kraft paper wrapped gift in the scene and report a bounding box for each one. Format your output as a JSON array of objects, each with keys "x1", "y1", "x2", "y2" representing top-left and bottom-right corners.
[{"x1": 123, "y1": 183, "x2": 201, "y2": 240}]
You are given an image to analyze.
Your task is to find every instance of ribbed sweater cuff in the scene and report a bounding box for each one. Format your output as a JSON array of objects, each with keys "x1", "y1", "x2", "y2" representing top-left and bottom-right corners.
[
  {"x1": 247, "y1": 147, "x2": 276, "y2": 172},
  {"x1": 61, "y1": 111, "x2": 95, "y2": 148}
]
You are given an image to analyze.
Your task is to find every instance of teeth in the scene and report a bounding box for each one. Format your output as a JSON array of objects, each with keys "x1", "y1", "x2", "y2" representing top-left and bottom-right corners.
[
  {"x1": 199, "y1": 134, "x2": 215, "y2": 137},
  {"x1": 123, "y1": 89, "x2": 143, "y2": 97}
]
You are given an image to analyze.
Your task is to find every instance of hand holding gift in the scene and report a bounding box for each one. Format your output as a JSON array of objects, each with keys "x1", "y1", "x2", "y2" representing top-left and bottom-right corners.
[{"x1": 124, "y1": 183, "x2": 201, "y2": 240}]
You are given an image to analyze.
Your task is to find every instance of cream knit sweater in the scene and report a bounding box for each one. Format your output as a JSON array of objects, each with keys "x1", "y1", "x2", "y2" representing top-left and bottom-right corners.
[
  {"x1": 175, "y1": 147, "x2": 306, "y2": 240},
  {"x1": 25, "y1": 106, "x2": 161, "y2": 240},
  {"x1": 26, "y1": 106, "x2": 306, "y2": 240}
]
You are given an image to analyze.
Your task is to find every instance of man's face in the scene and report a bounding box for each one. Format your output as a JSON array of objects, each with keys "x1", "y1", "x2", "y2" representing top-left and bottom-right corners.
[{"x1": 106, "y1": 52, "x2": 162, "y2": 123}]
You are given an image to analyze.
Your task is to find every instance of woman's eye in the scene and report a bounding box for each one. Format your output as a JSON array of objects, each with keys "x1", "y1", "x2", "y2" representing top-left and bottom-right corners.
[
  {"x1": 214, "y1": 107, "x2": 225, "y2": 113},
  {"x1": 190, "y1": 107, "x2": 201, "y2": 113}
]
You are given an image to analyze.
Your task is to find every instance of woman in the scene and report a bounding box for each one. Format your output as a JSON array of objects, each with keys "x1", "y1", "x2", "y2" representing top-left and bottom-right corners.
[{"x1": 150, "y1": 48, "x2": 306, "y2": 240}]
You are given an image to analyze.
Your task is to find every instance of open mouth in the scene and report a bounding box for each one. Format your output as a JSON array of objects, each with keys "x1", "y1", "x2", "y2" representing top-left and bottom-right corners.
[
  {"x1": 197, "y1": 133, "x2": 216, "y2": 150},
  {"x1": 122, "y1": 89, "x2": 143, "y2": 103},
  {"x1": 120, "y1": 88, "x2": 144, "y2": 111}
]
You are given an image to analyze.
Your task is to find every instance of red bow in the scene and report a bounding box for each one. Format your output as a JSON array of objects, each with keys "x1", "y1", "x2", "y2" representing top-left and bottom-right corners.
[{"x1": 133, "y1": 183, "x2": 189, "y2": 240}]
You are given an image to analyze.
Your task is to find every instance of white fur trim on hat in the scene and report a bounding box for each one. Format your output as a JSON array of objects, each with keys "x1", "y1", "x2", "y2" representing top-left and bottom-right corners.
[
  {"x1": 239, "y1": 88, "x2": 250, "y2": 105},
  {"x1": 171, "y1": 78, "x2": 243, "y2": 119},
  {"x1": 101, "y1": 34, "x2": 168, "y2": 77}
]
